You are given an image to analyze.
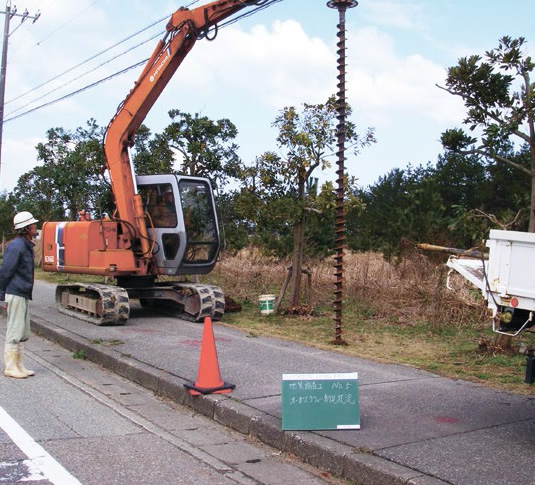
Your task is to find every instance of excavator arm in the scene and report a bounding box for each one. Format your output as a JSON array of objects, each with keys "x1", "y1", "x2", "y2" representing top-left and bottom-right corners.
[
  {"x1": 103, "y1": 0, "x2": 265, "y2": 263},
  {"x1": 42, "y1": 0, "x2": 277, "y2": 324}
]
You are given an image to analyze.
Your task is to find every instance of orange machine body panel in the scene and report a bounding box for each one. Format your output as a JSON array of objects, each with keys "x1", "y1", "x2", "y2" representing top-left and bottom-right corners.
[{"x1": 41, "y1": 221, "x2": 139, "y2": 276}]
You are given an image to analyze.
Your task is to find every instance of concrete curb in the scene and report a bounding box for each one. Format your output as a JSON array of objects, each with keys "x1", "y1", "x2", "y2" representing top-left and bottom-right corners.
[{"x1": 30, "y1": 316, "x2": 445, "y2": 484}]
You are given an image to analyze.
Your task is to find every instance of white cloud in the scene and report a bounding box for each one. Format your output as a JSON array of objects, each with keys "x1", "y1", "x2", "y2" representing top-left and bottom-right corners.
[
  {"x1": 180, "y1": 19, "x2": 335, "y2": 108},
  {"x1": 345, "y1": 27, "x2": 465, "y2": 126},
  {"x1": 360, "y1": 0, "x2": 426, "y2": 30},
  {"x1": 0, "y1": 136, "x2": 41, "y2": 192}
]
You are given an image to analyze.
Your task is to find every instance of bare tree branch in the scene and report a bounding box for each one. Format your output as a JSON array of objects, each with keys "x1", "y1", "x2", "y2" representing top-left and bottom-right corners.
[
  {"x1": 436, "y1": 84, "x2": 531, "y2": 143},
  {"x1": 472, "y1": 208, "x2": 523, "y2": 230},
  {"x1": 457, "y1": 146, "x2": 532, "y2": 175}
]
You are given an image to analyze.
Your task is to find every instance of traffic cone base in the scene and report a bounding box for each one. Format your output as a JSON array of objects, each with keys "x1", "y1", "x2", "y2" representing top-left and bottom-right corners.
[
  {"x1": 184, "y1": 381, "x2": 235, "y2": 396},
  {"x1": 185, "y1": 317, "x2": 235, "y2": 396}
]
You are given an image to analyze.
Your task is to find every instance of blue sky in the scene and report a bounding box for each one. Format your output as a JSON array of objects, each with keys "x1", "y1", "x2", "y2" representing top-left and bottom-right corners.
[{"x1": 0, "y1": 0, "x2": 533, "y2": 192}]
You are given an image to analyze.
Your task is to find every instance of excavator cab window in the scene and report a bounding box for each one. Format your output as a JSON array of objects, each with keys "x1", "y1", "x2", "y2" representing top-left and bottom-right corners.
[
  {"x1": 139, "y1": 183, "x2": 180, "y2": 260},
  {"x1": 178, "y1": 180, "x2": 218, "y2": 264},
  {"x1": 142, "y1": 183, "x2": 178, "y2": 229}
]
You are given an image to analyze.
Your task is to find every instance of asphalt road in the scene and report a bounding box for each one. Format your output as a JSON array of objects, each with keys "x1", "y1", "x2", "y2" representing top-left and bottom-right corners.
[
  {"x1": 7, "y1": 279, "x2": 535, "y2": 484},
  {"x1": 0, "y1": 320, "x2": 346, "y2": 484}
]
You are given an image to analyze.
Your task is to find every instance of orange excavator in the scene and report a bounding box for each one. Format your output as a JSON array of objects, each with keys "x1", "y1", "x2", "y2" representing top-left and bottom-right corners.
[{"x1": 41, "y1": 0, "x2": 272, "y2": 325}]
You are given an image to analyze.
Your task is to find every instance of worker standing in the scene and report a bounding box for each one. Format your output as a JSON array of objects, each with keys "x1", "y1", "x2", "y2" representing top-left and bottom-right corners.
[{"x1": 0, "y1": 211, "x2": 38, "y2": 378}]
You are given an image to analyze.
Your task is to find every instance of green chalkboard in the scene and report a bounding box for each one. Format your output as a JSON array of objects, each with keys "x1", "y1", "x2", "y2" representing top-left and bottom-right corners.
[{"x1": 281, "y1": 372, "x2": 360, "y2": 430}]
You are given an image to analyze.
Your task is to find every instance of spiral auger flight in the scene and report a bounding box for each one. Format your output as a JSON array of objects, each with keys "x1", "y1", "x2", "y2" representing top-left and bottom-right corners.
[{"x1": 327, "y1": 0, "x2": 358, "y2": 345}]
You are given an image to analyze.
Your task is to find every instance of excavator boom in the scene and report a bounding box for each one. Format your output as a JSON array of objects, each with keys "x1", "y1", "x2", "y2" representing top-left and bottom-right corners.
[{"x1": 103, "y1": 0, "x2": 263, "y2": 262}]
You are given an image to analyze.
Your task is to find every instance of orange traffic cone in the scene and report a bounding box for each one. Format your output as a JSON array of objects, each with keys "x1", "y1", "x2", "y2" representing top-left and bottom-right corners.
[{"x1": 184, "y1": 317, "x2": 235, "y2": 396}]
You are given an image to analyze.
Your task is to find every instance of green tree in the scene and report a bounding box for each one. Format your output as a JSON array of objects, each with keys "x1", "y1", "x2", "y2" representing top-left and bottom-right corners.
[
  {"x1": 431, "y1": 151, "x2": 492, "y2": 247},
  {"x1": 433, "y1": 152, "x2": 488, "y2": 212},
  {"x1": 0, "y1": 191, "x2": 15, "y2": 244},
  {"x1": 11, "y1": 166, "x2": 66, "y2": 223},
  {"x1": 215, "y1": 190, "x2": 251, "y2": 254},
  {"x1": 75, "y1": 120, "x2": 112, "y2": 217},
  {"x1": 353, "y1": 166, "x2": 442, "y2": 258},
  {"x1": 242, "y1": 97, "x2": 374, "y2": 306},
  {"x1": 13, "y1": 119, "x2": 110, "y2": 220},
  {"x1": 161, "y1": 109, "x2": 241, "y2": 189},
  {"x1": 131, "y1": 124, "x2": 174, "y2": 175},
  {"x1": 446, "y1": 145, "x2": 531, "y2": 244},
  {"x1": 353, "y1": 161, "x2": 481, "y2": 258},
  {"x1": 484, "y1": 145, "x2": 531, "y2": 222},
  {"x1": 438, "y1": 36, "x2": 535, "y2": 230},
  {"x1": 352, "y1": 145, "x2": 533, "y2": 257},
  {"x1": 235, "y1": 153, "x2": 295, "y2": 256}
]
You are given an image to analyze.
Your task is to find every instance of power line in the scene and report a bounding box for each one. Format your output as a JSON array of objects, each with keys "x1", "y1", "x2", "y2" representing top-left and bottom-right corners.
[
  {"x1": 6, "y1": 15, "x2": 167, "y2": 106},
  {"x1": 5, "y1": 30, "x2": 163, "y2": 118},
  {"x1": 33, "y1": 0, "x2": 102, "y2": 47},
  {"x1": 6, "y1": 0, "x2": 206, "y2": 105},
  {"x1": 4, "y1": 0, "x2": 284, "y2": 123},
  {"x1": 4, "y1": 58, "x2": 148, "y2": 123},
  {"x1": 219, "y1": 0, "x2": 283, "y2": 28}
]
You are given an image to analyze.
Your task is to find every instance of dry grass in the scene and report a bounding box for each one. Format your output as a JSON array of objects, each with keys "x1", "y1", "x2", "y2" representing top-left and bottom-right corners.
[
  {"x1": 210, "y1": 249, "x2": 535, "y2": 395},
  {"x1": 30, "y1": 241, "x2": 535, "y2": 394},
  {"x1": 213, "y1": 248, "x2": 487, "y2": 329}
]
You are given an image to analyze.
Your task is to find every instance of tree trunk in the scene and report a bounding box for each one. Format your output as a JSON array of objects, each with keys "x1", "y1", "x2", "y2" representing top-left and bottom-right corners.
[
  {"x1": 289, "y1": 175, "x2": 307, "y2": 307},
  {"x1": 289, "y1": 220, "x2": 305, "y2": 306}
]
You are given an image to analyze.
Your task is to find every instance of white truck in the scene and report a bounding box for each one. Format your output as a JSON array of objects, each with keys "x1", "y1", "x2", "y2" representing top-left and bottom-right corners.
[
  {"x1": 446, "y1": 229, "x2": 535, "y2": 383},
  {"x1": 447, "y1": 229, "x2": 535, "y2": 336}
]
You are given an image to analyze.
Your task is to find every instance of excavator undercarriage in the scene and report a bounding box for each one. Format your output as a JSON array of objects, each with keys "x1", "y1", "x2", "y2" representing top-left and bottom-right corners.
[
  {"x1": 56, "y1": 284, "x2": 130, "y2": 326},
  {"x1": 55, "y1": 281, "x2": 225, "y2": 325}
]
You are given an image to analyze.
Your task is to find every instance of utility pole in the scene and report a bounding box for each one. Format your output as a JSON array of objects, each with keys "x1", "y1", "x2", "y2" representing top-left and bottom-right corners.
[{"x1": 0, "y1": 1, "x2": 40, "y2": 185}]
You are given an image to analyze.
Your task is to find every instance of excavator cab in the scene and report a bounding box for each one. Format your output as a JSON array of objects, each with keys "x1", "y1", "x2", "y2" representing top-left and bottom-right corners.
[{"x1": 137, "y1": 174, "x2": 220, "y2": 276}]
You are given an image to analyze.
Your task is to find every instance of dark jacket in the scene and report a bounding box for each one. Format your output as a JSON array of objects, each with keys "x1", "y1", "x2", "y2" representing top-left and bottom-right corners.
[{"x1": 0, "y1": 236, "x2": 35, "y2": 300}]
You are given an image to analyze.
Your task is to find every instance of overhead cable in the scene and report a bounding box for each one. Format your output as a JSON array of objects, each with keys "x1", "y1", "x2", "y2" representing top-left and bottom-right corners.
[
  {"x1": 4, "y1": 59, "x2": 148, "y2": 123},
  {"x1": 219, "y1": 0, "x2": 283, "y2": 28},
  {"x1": 5, "y1": 0, "x2": 283, "y2": 122},
  {"x1": 7, "y1": 0, "x2": 204, "y2": 105},
  {"x1": 6, "y1": 15, "x2": 167, "y2": 105},
  {"x1": 6, "y1": 31, "x2": 163, "y2": 118},
  {"x1": 33, "y1": 0, "x2": 103, "y2": 47}
]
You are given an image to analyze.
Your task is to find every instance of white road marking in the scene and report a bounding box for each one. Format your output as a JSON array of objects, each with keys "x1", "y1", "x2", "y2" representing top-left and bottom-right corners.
[{"x1": 0, "y1": 404, "x2": 81, "y2": 484}]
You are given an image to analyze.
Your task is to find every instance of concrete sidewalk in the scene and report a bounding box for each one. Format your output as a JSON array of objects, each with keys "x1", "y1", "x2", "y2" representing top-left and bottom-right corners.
[{"x1": 23, "y1": 280, "x2": 535, "y2": 484}]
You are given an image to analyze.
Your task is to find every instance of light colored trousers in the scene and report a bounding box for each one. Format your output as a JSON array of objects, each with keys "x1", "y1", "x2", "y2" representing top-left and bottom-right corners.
[{"x1": 5, "y1": 295, "x2": 30, "y2": 345}]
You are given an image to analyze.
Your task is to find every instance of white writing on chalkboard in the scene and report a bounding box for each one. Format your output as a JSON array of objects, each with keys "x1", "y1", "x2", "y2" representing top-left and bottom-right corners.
[
  {"x1": 331, "y1": 381, "x2": 354, "y2": 390},
  {"x1": 288, "y1": 380, "x2": 355, "y2": 391},
  {"x1": 289, "y1": 393, "x2": 357, "y2": 405},
  {"x1": 288, "y1": 381, "x2": 323, "y2": 390},
  {"x1": 288, "y1": 380, "x2": 356, "y2": 405},
  {"x1": 281, "y1": 372, "x2": 360, "y2": 430}
]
